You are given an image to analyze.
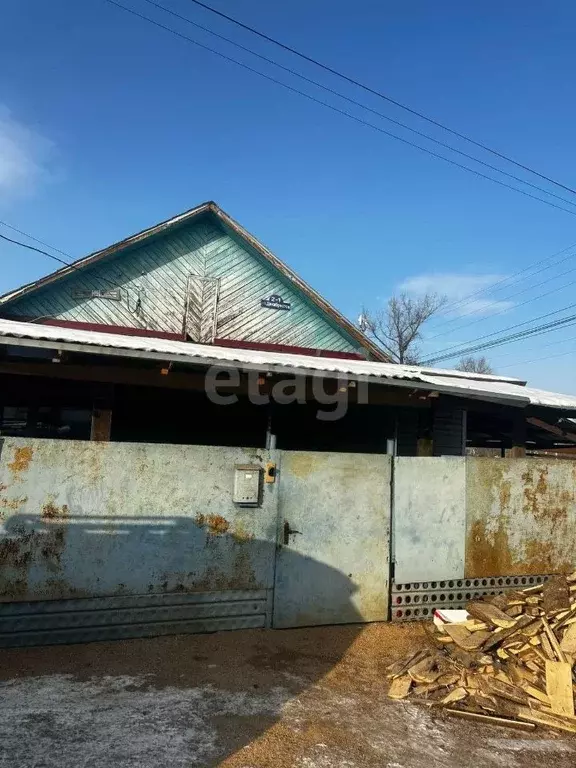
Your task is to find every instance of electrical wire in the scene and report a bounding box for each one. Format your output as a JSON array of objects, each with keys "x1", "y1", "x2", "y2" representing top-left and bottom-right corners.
[
  {"x1": 499, "y1": 345, "x2": 576, "y2": 369},
  {"x1": 137, "y1": 0, "x2": 576, "y2": 210},
  {"x1": 104, "y1": 0, "x2": 576, "y2": 217},
  {"x1": 426, "y1": 241, "x2": 576, "y2": 323},
  {"x1": 185, "y1": 0, "x2": 576, "y2": 197},
  {"x1": 0, "y1": 231, "x2": 122, "y2": 292},
  {"x1": 421, "y1": 299, "x2": 576, "y2": 363},
  {"x1": 422, "y1": 308, "x2": 576, "y2": 364},
  {"x1": 425, "y1": 254, "x2": 576, "y2": 342}
]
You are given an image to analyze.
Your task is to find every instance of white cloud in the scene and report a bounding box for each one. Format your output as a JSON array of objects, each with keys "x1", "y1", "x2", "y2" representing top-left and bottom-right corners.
[
  {"x1": 0, "y1": 106, "x2": 54, "y2": 200},
  {"x1": 399, "y1": 272, "x2": 514, "y2": 317}
]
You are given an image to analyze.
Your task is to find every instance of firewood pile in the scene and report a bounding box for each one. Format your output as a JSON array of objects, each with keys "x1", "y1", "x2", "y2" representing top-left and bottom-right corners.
[{"x1": 386, "y1": 573, "x2": 576, "y2": 733}]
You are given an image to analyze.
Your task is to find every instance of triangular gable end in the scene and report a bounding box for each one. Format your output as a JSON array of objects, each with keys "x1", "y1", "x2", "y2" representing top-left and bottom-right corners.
[{"x1": 0, "y1": 202, "x2": 387, "y2": 361}]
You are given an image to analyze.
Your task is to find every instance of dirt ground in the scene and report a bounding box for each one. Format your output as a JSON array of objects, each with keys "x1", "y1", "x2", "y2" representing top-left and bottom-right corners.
[{"x1": 0, "y1": 621, "x2": 575, "y2": 767}]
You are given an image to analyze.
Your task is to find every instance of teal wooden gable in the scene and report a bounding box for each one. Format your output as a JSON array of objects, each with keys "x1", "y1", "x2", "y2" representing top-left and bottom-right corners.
[{"x1": 0, "y1": 203, "x2": 384, "y2": 359}]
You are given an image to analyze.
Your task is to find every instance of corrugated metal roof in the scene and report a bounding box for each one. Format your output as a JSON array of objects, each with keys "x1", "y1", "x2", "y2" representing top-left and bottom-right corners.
[
  {"x1": 2, "y1": 318, "x2": 576, "y2": 410},
  {"x1": 0, "y1": 202, "x2": 387, "y2": 362}
]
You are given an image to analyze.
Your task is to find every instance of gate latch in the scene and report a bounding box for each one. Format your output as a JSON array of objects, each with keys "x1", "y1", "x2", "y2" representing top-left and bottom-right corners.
[{"x1": 283, "y1": 520, "x2": 302, "y2": 545}]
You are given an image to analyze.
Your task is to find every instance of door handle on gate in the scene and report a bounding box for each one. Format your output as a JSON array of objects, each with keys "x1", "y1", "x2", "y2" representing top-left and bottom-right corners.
[{"x1": 283, "y1": 521, "x2": 302, "y2": 545}]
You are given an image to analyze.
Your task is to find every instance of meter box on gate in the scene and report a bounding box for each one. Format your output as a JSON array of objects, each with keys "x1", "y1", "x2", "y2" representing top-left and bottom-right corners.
[{"x1": 233, "y1": 464, "x2": 262, "y2": 506}]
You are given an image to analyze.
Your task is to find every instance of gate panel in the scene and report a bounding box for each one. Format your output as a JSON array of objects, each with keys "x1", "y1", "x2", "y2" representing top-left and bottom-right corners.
[
  {"x1": 0, "y1": 439, "x2": 277, "y2": 645},
  {"x1": 273, "y1": 451, "x2": 390, "y2": 628},
  {"x1": 466, "y1": 458, "x2": 576, "y2": 577},
  {"x1": 393, "y1": 457, "x2": 466, "y2": 584}
]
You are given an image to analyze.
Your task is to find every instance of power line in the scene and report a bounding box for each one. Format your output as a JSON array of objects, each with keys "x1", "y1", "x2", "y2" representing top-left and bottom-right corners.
[
  {"x1": 185, "y1": 0, "x2": 576, "y2": 198},
  {"x1": 421, "y1": 305, "x2": 576, "y2": 364},
  {"x1": 427, "y1": 241, "x2": 576, "y2": 327},
  {"x1": 137, "y1": 0, "x2": 576, "y2": 211},
  {"x1": 499, "y1": 345, "x2": 576, "y2": 370},
  {"x1": 0, "y1": 230, "x2": 122, "y2": 292},
  {"x1": 104, "y1": 0, "x2": 576, "y2": 218},
  {"x1": 421, "y1": 299, "x2": 576, "y2": 363},
  {"x1": 490, "y1": 331, "x2": 576, "y2": 362},
  {"x1": 0, "y1": 232, "x2": 70, "y2": 268},
  {"x1": 0, "y1": 219, "x2": 73, "y2": 261},
  {"x1": 426, "y1": 254, "x2": 576, "y2": 342}
]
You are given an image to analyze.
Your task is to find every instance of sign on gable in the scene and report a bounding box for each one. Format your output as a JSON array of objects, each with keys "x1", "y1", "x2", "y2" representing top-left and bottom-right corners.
[{"x1": 261, "y1": 294, "x2": 291, "y2": 311}]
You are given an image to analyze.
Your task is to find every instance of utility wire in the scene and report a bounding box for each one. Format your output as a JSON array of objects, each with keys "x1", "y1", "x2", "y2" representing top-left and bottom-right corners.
[
  {"x1": 185, "y1": 0, "x2": 576, "y2": 198},
  {"x1": 137, "y1": 0, "x2": 576, "y2": 210},
  {"x1": 426, "y1": 254, "x2": 576, "y2": 342},
  {"x1": 0, "y1": 219, "x2": 74, "y2": 261},
  {"x1": 421, "y1": 304, "x2": 576, "y2": 364},
  {"x1": 0, "y1": 231, "x2": 123, "y2": 292},
  {"x1": 104, "y1": 0, "x2": 576, "y2": 218},
  {"x1": 499, "y1": 345, "x2": 576, "y2": 369},
  {"x1": 427, "y1": 241, "x2": 576, "y2": 323},
  {"x1": 422, "y1": 299, "x2": 576, "y2": 362}
]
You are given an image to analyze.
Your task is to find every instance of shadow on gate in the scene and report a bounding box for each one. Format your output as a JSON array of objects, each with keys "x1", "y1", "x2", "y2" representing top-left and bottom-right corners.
[{"x1": 0, "y1": 512, "x2": 368, "y2": 766}]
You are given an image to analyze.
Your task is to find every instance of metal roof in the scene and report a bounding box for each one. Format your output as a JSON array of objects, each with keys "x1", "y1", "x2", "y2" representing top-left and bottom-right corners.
[
  {"x1": 0, "y1": 202, "x2": 387, "y2": 362},
  {"x1": 2, "y1": 318, "x2": 576, "y2": 411}
]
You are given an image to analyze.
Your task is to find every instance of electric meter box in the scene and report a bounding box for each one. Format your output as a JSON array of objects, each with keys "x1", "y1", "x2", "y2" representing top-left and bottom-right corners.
[{"x1": 233, "y1": 464, "x2": 262, "y2": 506}]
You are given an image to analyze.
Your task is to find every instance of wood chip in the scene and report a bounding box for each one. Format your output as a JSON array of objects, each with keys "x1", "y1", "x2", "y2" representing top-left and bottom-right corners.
[
  {"x1": 561, "y1": 623, "x2": 576, "y2": 654},
  {"x1": 440, "y1": 686, "x2": 468, "y2": 705},
  {"x1": 443, "y1": 624, "x2": 491, "y2": 651},
  {"x1": 467, "y1": 602, "x2": 517, "y2": 628},
  {"x1": 545, "y1": 660, "x2": 575, "y2": 717},
  {"x1": 479, "y1": 676, "x2": 529, "y2": 705},
  {"x1": 483, "y1": 615, "x2": 534, "y2": 651},
  {"x1": 388, "y1": 674, "x2": 412, "y2": 699},
  {"x1": 445, "y1": 709, "x2": 536, "y2": 731}
]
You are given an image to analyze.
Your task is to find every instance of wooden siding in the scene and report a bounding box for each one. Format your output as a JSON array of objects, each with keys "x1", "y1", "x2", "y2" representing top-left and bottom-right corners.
[{"x1": 3, "y1": 214, "x2": 360, "y2": 353}]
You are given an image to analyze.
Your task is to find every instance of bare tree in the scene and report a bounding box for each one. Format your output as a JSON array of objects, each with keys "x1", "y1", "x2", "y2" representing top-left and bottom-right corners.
[
  {"x1": 359, "y1": 292, "x2": 446, "y2": 364},
  {"x1": 456, "y1": 356, "x2": 494, "y2": 375}
]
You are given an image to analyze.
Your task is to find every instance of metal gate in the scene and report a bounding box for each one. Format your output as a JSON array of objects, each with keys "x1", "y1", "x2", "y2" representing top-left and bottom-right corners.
[
  {"x1": 0, "y1": 440, "x2": 393, "y2": 646},
  {"x1": 273, "y1": 451, "x2": 391, "y2": 628}
]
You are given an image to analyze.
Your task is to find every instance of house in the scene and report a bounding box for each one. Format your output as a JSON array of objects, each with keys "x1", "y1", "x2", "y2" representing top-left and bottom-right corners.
[
  {"x1": 0, "y1": 201, "x2": 385, "y2": 361},
  {"x1": 2, "y1": 207, "x2": 576, "y2": 644},
  {"x1": 0, "y1": 201, "x2": 575, "y2": 454}
]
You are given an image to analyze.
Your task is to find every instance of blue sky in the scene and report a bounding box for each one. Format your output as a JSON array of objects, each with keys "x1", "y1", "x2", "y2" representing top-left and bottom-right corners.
[{"x1": 1, "y1": 0, "x2": 576, "y2": 390}]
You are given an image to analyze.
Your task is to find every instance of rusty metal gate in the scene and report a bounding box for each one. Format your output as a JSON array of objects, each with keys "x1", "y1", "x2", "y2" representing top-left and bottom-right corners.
[
  {"x1": 0, "y1": 439, "x2": 392, "y2": 646},
  {"x1": 390, "y1": 456, "x2": 576, "y2": 620},
  {"x1": 273, "y1": 451, "x2": 390, "y2": 628}
]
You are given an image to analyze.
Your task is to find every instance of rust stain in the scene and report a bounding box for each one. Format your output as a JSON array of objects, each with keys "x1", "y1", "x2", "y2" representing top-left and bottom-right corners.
[
  {"x1": 7, "y1": 446, "x2": 33, "y2": 475},
  {"x1": 41, "y1": 501, "x2": 70, "y2": 520},
  {"x1": 195, "y1": 513, "x2": 230, "y2": 535},
  {"x1": 0, "y1": 496, "x2": 28, "y2": 511},
  {"x1": 466, "y1": 518, "x2": 514, "y2": 578},
  {"x1": 0, "y1": 522, "x2": 67, "y2": 599},
  {"x1": 231, "y1": 522, "x2": 254, "y2": 543}
]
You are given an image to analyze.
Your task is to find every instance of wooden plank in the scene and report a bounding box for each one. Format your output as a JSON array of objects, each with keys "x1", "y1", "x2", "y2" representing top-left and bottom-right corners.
[
  {"x1": 444, "y1": 709, "x2": 536, "y2": 731},
  {"x1": 515, "y1": 705, "x2": 576, "y2": 733},
  {"x1": 440, "y1": 687, "x2": 468, "y2": 705},
  {"x1": 479, "y1": 677, "x2": 529, "y2": 705},
  {"x1": 545, "y1": 660, "x2": 575, "y2": 717},
  {"x1": 540, "y1": 632, "x2": 556, "y2": 661},
  {"x1": 542, "y1": 617, "x2": 568, "y2": 663},
  {"x1": 483, "y1": 615, "x2": 534, "y2": 651},
  {"x1": 561, "y1": 623, "x2": 576, "y2": 654},
  {"x1": 543, "y1": 576, "x2": 571, "y2": 614},
  {"x1": 467, "y1": 602, "x2": 517, "y2": 628},
  {"x1": 443, "y1": 624, "x2": 491, "y2": 651},
  {"x1": 388, "y1": 675, "x2": 412, "y2": 699}
]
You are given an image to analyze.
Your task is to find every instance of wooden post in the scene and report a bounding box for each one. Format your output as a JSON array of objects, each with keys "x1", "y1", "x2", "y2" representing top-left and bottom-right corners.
[
  {"x1": 90, "y1": 384, "x2": 113, "y2": 442},
  {"x1": 509, "y1": 411, "x2": 527, "y2": 458}
]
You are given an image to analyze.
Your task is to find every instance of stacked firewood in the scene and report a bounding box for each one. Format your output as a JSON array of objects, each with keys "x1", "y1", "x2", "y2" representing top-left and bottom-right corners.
[{"x1": 387, "y1": 573, "x2": 576, "y2": 732}]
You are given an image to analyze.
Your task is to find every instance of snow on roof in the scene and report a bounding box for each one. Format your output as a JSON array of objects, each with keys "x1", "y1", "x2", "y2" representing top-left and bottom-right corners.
[{"x1": 1, "y1": 318, "x2": 575, "y2": 410}]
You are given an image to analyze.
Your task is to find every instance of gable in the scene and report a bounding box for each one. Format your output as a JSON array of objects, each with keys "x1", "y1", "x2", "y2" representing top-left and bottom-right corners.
[{"x1": 1, "y1": 211, "x2": 370, "y2": 356}]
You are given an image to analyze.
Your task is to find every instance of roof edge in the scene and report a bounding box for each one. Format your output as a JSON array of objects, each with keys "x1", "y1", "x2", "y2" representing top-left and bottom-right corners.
[{"x1": 0, "y1": 201, "x2": 388, "y2": 362}]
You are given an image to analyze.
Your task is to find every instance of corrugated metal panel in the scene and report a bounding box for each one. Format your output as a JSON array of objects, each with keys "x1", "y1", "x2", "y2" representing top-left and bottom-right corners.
[
  {"x1": 4, "y1": 214, "x2": 361, "y2": 354},
  {"x1": 3, "y1": 317, "x2": 576, "y2": 410}
]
